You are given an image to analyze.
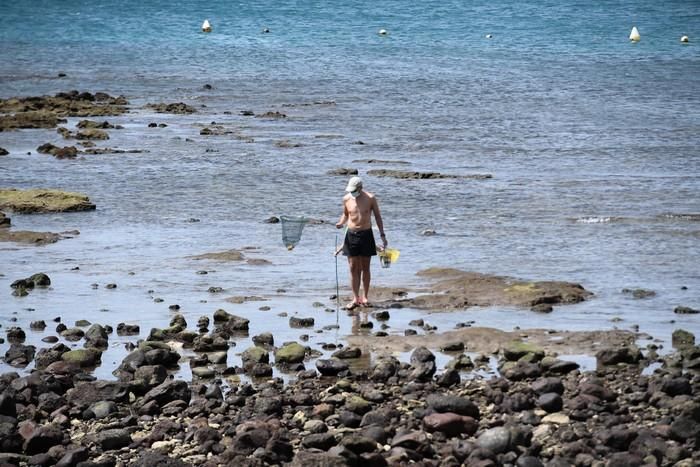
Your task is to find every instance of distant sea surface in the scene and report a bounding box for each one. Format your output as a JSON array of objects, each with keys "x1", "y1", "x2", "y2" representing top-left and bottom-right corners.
[{"x1": 1, "y1": 0, "x2": 699, "y2": 378}]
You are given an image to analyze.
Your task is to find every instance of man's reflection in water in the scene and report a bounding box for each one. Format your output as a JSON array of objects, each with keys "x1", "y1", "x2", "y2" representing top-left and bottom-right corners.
[
  {"x1": 349, "y1": 309, "x2": 372, "y2": 335},
  {"x1": 346, "y1": 310, "x2": 373, "y2": 373}
]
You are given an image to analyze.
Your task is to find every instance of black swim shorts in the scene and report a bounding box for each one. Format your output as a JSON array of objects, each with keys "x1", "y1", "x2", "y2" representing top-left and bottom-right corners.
[{"x1": 342, "y1": 229, "x2": 377, "y2": 257}]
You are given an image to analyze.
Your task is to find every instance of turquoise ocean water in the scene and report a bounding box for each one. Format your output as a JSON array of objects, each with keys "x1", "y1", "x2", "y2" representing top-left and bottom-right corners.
[{"x1": 1, "y1": 0, "x2": 699, "y2": 378}]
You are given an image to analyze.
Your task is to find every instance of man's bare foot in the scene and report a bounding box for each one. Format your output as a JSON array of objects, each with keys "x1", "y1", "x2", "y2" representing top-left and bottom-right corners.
[
  {"x1": 359, "y1": 298, "x2": 372, "y2": 308},
  {"x1": 346, "y1": 301, "x2": 359, "y2": 310}
]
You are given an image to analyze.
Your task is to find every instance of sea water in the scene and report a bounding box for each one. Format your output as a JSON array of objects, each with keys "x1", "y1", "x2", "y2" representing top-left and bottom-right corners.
[{"x1": 1, "y1": 0, "x2": 699, "y2": 378}]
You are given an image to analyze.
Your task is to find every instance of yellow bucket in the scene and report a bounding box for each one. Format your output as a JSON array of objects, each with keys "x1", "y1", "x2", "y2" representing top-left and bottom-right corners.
[{"x1": 378, "y1": 248, "x2": 400, "y2": 268}]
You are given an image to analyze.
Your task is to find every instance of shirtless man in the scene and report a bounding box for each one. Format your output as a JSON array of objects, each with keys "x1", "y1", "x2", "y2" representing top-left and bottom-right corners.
[{"x1": 336, "y1": 176, "x2": 387, "y2": 309}]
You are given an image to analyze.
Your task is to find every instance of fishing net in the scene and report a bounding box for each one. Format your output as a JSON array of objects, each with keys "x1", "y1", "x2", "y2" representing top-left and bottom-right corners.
[{"x1": 280, "y1": 215, "x2": 308, "y2": 250}]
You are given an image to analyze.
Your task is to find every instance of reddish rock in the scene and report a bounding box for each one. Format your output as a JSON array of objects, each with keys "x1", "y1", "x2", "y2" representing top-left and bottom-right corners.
[{"x1": 423, "y1": 412, "x2": 478, "y2": 437}]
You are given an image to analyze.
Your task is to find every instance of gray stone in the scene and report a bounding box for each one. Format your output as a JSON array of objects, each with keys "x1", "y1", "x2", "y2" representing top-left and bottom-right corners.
[
  {"x1": 86, "y1": 401, "x2": 118, "y2": 419},
  {"x1": 476, "y1": 426, "x2": 512, "y2": 454}
]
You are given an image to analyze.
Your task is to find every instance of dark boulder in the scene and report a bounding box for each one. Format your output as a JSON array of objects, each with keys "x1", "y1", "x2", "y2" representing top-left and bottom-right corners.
[
  {"x1": 139, "y1": 379, "x2": 191, "y2": 409},
  {"x1": 23, "y1": 424, "x2": 64, "y2": 455},
  {"x1": 537, "y1": 393, "x2": 563, "y2": 413},
  {"x1": 426, "y1": 394, "x2": 480, "y2": 419},
  {"x1": 4, "y1": 344, "x2": 35, "y2": 367},
  {"x1": 302, "y1": 432, "x2": 338, "y2": 451},
  {"x1": 501, "y1": 361, "x2": 542, "y2": 381},
  {"x1": 90, "y1": 428, "x2": 132, "y2": 451},
  {"x1": 531, "y1": 377, "x2": 564, "y2": 395},
  {"x1": 66, "y1": 381, "x2": 130, "y2": 409},
  {"x1": 596, "y1": 346, "x2": 643, "y2": 365},
  {"x1": 316, "y1": 359, "x2": 349, "y2": 376},
  {"x1": 130, "y1": 449, "x2": 190, "y2": 467}
]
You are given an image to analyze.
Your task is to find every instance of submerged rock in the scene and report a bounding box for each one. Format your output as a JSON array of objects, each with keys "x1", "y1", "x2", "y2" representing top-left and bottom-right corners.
[
  {"x1": 674, "y1": 306, "x2": 699, "y2": 314},
  {"x1": 37, "y1": 142, "x2": 79, "y2": 159},
  {"x1": 289, "y1": 316, "x2": 315, "y2": 328},
  {"x1": 146, "y1": 102, "x2": 196, "y2": 114},
  {"x1": 622, "y1": 288, "x2": 656, "y2": 299},
  {"x1": 367, "y1": 169, "x2": 492, "y2": 180}
]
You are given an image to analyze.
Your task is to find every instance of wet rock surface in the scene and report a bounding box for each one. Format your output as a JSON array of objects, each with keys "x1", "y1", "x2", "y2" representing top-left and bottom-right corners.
[
  {"x1": 366, "y1": 169, "x2": 492, "y2": 180},
  {"x1": 404, "y1": 268, "x2": 593, "y2": 311},
  {"x1": 0, "y1": 188, "x2": 96, "y2": 213},
  {"x1": 0, "y1": 91, "x2": 128, "y2": 130},
  {"x1": 145, "y1": 102, "x2": 196, "y2": 114}
]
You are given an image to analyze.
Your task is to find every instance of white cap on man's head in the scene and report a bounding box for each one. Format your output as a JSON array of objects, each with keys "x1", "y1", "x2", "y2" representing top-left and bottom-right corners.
[{"x1": 345, "y1": 176, "x2": 363, "y2": 196}]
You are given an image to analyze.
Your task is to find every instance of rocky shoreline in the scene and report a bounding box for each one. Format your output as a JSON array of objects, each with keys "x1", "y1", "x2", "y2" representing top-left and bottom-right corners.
[{"x1": 2, "y1": 302, "x2": 699, "y2": 466}]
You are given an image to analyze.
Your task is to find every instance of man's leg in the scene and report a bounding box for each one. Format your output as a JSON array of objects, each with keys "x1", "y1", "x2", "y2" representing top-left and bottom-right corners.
[
  {"x1": 360, "y1": 256, "x2": 371, "y2": 305},
  {"x1": 348, "y1": 256, "x2": 362, "y2": 307}
]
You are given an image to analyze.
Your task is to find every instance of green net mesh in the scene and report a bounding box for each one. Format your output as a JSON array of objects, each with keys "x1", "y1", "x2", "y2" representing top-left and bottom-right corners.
[{"x1": 280, "y1": 215, "x2": 308, "y2": 250}]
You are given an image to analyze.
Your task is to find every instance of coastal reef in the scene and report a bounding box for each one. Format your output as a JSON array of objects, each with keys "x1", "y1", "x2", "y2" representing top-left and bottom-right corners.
[{"x1": 0, "y1": 91, "x2": 128, "y2": 131}]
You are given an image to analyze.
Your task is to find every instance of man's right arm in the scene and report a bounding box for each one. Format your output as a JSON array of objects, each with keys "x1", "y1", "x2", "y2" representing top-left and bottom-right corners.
[{"x1": 336, "y1": 198, "x2": 348, "y2": 228}]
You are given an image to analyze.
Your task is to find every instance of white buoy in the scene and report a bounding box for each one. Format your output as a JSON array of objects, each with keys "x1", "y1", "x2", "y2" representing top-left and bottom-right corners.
[
  {"x1": 629, "y1": 26, "x2": 640, "y2": 42},
  {"x1": 378, "y1": 29, "x2": 388, "y2": 36},
  {"x1": 202, "y1": 19, "x2": 212, "y2": 33},
  {"x1": 681, "y1": 35, "x2": 689, "y2": 43},
  {"x1": 486, "y1": 34, "x2": 493, "y2": 39}
]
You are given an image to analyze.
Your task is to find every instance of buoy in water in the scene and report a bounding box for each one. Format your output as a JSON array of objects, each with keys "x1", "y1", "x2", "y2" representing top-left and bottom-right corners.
[
  {"x1": 378, "y1": 29, "x2": 388, "y2": 36},
  {"x1": 262, "y1": 27, "x2": 270, "y2": 33},
  {"x1": 629, "y1": 26, "x2": 640, "y2": 42},
  {"x1": 485, "y1": 34, "x2": 493, "y2": 39},
  {"x1": 202, "y1": 19, "x2": 212, "y2": 33},
  {"x1": 681, "y1": 35, "x2": 689, "y2": 43}
]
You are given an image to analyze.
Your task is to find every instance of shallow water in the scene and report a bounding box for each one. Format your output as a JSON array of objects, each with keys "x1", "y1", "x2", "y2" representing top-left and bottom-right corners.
[{"x1": 1, "y1": 0, "x2": 699, "y2": 379}]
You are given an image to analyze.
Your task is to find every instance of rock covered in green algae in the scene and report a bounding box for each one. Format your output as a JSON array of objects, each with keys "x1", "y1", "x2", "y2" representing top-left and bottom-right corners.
[{"x1": 274, "y1": 342, "x2": 306, "y2": 364}]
